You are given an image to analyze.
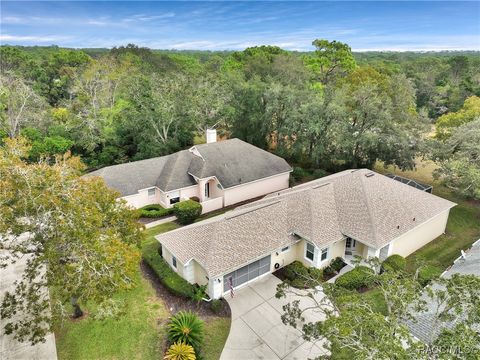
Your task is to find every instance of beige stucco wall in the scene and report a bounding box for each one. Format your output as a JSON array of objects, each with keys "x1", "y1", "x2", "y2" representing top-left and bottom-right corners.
[
  {"x1": 330, "y1": 239, "x2": 346, "y2": 260},
  {"x1": 390, "y1": 209, "x2": 450, "y2": 257},
  {"x1": 122, "y1": 187, "x2": 162, "y2": 209},
  {"x1": 193, "y1": 260, "x2": 209, "y2": 286},
  {"x1": 180, "y1": 185, "x2": 200, "y2": 201},
  {"x1": 161, "y1": 245, "x2": 186, "y2": 277},
  {"x1": 270, "y1": 242, "x2": 302, "y2": 271},
  {"x1": 223, "y1": 172, "x2": 290, "y2": 207}
]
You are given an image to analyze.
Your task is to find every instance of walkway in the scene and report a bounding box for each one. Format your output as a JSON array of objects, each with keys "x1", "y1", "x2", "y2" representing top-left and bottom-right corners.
[
  {"x1": 220, "y1": 274, "x2": 329, "y2": 360},
  {"x1": 143, "y1": 216, "x2": 177, "y2": 229}
]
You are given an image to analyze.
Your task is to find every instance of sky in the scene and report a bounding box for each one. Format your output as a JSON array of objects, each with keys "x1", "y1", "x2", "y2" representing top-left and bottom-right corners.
[{"x1": 1, "y1": 1, "x2": 479, "y2": 51}]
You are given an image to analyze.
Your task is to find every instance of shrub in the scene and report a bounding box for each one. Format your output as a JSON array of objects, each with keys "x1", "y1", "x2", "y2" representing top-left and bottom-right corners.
[
  {"x1": 330, "y1": 257, "x2": 346, "y2": 272},
  {"x1": 164, "y1": 342, "x2": 196, "y2": 360},
  {"x1": 282, "y1": 261, "x2": 323, "y2": 288},
  {"x1": 292, "y1": 167, "x2": 310, "y2": 182},
  {"x1": 168, "y1": 311, "x2": 204, "y2": 352},
  {"x1": 284, "y1": 260, "x2": 308, "y2": 280},
  {"x1": 417, "y1": 265, "x2": 442, "y2": 286},
  {"x1": 335, "y1": 266, "x2": 375, "y2": 291},
  {"x1": 143, "y1": 244, "x2": 195, "y2": 298},
  {"x1": 322, "y1": 265, "x2": 336, "y2": 280},
  {"x1": 381, "y1": 254, "x2": 406, "y2": 273},
  {"x1": 138, "y1": 204, "x2": 174, "y2": 218},
  {"x1": 174, "y1": 200, "x2": 202, "y2": 225},
  {"x1": 190, "y1": 196, "x2": 200, "y2": 203},
  {"x1": 312, "y1": 169, "x2": 329, "y2": 179},
  {"x1": 210, "y1": 299, "x2": 222, "y2": 314}
]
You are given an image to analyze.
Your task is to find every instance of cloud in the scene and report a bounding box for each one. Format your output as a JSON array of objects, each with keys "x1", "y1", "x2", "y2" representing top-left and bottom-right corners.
[
  {"x1": 0, "y1": 34, "x2": 72, "y2": 43},
  {"x1": 122, "y1": 13, "x2": 175, "y2": 23}
]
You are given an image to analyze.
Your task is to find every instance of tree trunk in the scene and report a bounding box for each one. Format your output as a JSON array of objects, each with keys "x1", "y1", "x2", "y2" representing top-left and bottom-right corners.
[{"x1": 71, "y1": 296, "x2": 84, "y2": 318}]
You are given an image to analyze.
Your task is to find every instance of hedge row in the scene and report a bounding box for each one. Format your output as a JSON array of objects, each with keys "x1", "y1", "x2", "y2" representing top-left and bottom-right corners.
[
  {"x1": 138, "y1": 204, "x2": 174, "y2": 218},
  {"x1": 142, "y1": 241, "x2": 195, "y2": 298}
]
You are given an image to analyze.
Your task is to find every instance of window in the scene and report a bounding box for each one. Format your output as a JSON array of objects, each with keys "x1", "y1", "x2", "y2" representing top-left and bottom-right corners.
[
  {"x1": 205, "y1": 182, "x2": 210, "y2": 198},
  {"x1": 305, "y1": 243, "x2": 315, "y2": 261},
  {"x1": 148, "y1": 188, "x2": 155, "y2": 197},
  {"x1": 169, "y1": 197, "x2": 180, "y2": 205},
  {"x1": 281, "y1": 246, "x2": 290, "y2": 253},
  {"x1": 172, "y1": 256, "x2": 177, "y2": 269},
  {"x1": 320, "y1": 247, "x2": 328, "y2": 261}
]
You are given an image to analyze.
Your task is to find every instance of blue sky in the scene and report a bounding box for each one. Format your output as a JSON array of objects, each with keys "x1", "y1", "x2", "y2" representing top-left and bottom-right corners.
[{"x1": 1, "y1": 1, "x2": 479, "y2": 51}]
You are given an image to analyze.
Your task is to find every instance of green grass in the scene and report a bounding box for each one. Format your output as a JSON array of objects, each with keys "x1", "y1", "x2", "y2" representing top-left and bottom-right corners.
[
  {"x1": 202, "y1": 317, "x2": 231, "y2": 360},
  {"x1": 143, "y1": 222, "x2": 180, "y2": 247},
  {"x1": 55, "y1": 273, "x2": 169, "y2": 360},
  {"x1": 405, "y1": 203, "x2": 480, "y2": 272}
]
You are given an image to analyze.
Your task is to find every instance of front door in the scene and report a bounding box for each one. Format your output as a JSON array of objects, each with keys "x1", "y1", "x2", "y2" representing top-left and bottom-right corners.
[{"x1": 345, "y1": 238, "x2": 356, "y2": 254}]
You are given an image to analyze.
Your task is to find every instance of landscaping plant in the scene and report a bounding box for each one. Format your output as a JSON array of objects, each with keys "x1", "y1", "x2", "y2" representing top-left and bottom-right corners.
[
  {"x1": 168, "y1": 311, "x2": 204, "y2": 352},
  {"x1": 381, "y1": 255, "x2": 406, "y2": 273},
  {"x1": 164, "y1": 342, "x2": 196, "y2": 360},
  {"x1": 335, "y1": 266, "x2": 375, "y2": 291},
  {"x1": 173, "y1": 200, "x2": 203, "y2": 225}
]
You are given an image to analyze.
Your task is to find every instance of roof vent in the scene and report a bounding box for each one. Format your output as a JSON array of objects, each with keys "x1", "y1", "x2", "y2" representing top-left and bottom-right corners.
[
  {"x1": 413, "y1": 217, "x2": 416, "y2": 222},
  {"x1": 397, "y1": 225, "x2": 400, "y2": 229},
  {"x1": 365, "y1": 172, "x2": 375, "y2": 178}
]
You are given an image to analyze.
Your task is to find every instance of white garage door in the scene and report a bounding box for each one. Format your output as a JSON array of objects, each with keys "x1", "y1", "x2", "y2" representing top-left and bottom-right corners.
[{"x1": 223, "y1": 255, "x2": 271, "y2": 292}]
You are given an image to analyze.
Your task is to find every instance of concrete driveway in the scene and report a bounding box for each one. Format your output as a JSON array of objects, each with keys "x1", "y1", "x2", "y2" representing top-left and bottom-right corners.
[{"x1": 220, "y1": 274, "x2": 329, "y2": 360}]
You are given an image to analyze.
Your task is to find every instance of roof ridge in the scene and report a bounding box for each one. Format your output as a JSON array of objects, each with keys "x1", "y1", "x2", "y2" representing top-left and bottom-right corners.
[{"x1": 356, "y1": 171, "x2": 380, "y2": 247}]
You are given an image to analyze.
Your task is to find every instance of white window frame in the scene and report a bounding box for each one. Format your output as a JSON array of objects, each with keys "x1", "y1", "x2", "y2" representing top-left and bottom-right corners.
[
  {"x1": 281, "y1": 246, "x2": 290, "y2": 253},
  {"x1": 305, "y1": 242, "x2": 315, "y2": 262},
  {"x1": 320, "y1": 247, "x2": 329, "y2": 262},
  {"x1": 148, "y1": 188, "x2": 156, "y2": 197},
  {"x1": 172, "y1": 256, "x2": 177, "y2": 269}
]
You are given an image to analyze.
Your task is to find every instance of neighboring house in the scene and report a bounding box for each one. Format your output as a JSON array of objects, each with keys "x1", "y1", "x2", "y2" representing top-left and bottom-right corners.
[
  {"x1": 156, "y1": 169, "x2": 456, "y2": 300},
  {"x1": 87, "y1": 130, "x2": 292, "y2": 213},
  {"x1": 405, "y1": 239, "x2": 480, "y2": 343}
]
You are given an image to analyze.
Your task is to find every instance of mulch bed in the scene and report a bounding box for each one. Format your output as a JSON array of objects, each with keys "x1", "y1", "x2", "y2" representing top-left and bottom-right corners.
[{"x1": 140, "y1": 261, "x2": 231, "y2": 319}]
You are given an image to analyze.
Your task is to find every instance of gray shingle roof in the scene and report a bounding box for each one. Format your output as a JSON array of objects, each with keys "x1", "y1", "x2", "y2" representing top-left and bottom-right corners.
[
  {"x1": 188, "y1": 138, "x2": 292, "y2": 188},
  {"x1": 157, "y1": 169, "x2": 456, "y2": 277},
  {"x1": 86, "y1": 139, "x2": 291, "y2": 196}
]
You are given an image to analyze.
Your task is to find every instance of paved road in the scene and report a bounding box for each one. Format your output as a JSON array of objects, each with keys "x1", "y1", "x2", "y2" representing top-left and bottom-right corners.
[
  {"x1": 221, "y1": 274, "x2": 329, "y2": 360},
  {"x1": 0, "y1": 251, "x2": 58, "y2": 360}
]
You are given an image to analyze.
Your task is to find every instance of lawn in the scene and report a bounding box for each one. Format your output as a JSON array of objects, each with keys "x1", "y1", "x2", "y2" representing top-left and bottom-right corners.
[
  {"x1": 374, "y1": 160, "x2": 480, "y2": 272},
  {"x1": 55, "y1": 272, "x2": 169, "y2": 360},
  {"x1": 55, "y1": 221, "x2": 230, "y2": 360},
  {"x1": 203, "y1": 317, "x2": 232, "y2": 360}
]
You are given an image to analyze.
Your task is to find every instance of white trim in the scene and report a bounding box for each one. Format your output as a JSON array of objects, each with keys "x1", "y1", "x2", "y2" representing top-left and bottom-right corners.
[
  {"x1": 304, "y1": 242, "x2": 315, "y2": 263},
  {"x1": 319, "y1": 246, "x2": 329, "y2": 263}
]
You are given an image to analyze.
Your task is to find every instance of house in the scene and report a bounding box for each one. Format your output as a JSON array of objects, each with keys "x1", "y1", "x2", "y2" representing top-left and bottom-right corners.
[
  {"x1": 405, "y1": 239, "x2": 480, "y2": 343},
  {"x1": 87, "y1": 130, "x2": 292, "y2": 213},
  {"x1": 155, "y1": 169, "x2": 456, "y2": 300}
]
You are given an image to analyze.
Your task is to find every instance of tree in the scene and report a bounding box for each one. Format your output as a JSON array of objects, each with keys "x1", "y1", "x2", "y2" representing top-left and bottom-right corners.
[
  {"x1": 328, "y1": 68, "x2": 426, "y2": 169},
  {"x1": 0, "y1": 71, "x2": 48, "y2": 138},
  {"x1": 435, "y1": 96, "x2": 480, "y2": 140},
  {"x1": 0, "y1": 138, "x2": 142, "y2": 344},
  {"x1": 304, "y1": 39, "x2": 356, "y2": 85},
  {"x1": 430, "y1": 119, "x2": 480, "y2": 199},
  {"x1": 276, "y1": 261, "x2": 479, "y2": 359}
]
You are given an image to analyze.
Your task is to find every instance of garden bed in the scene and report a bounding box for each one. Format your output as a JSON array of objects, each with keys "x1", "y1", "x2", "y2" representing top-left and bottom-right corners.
[{"x1": 141, "y1": 261, "x2": 231, "y2": 318}]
